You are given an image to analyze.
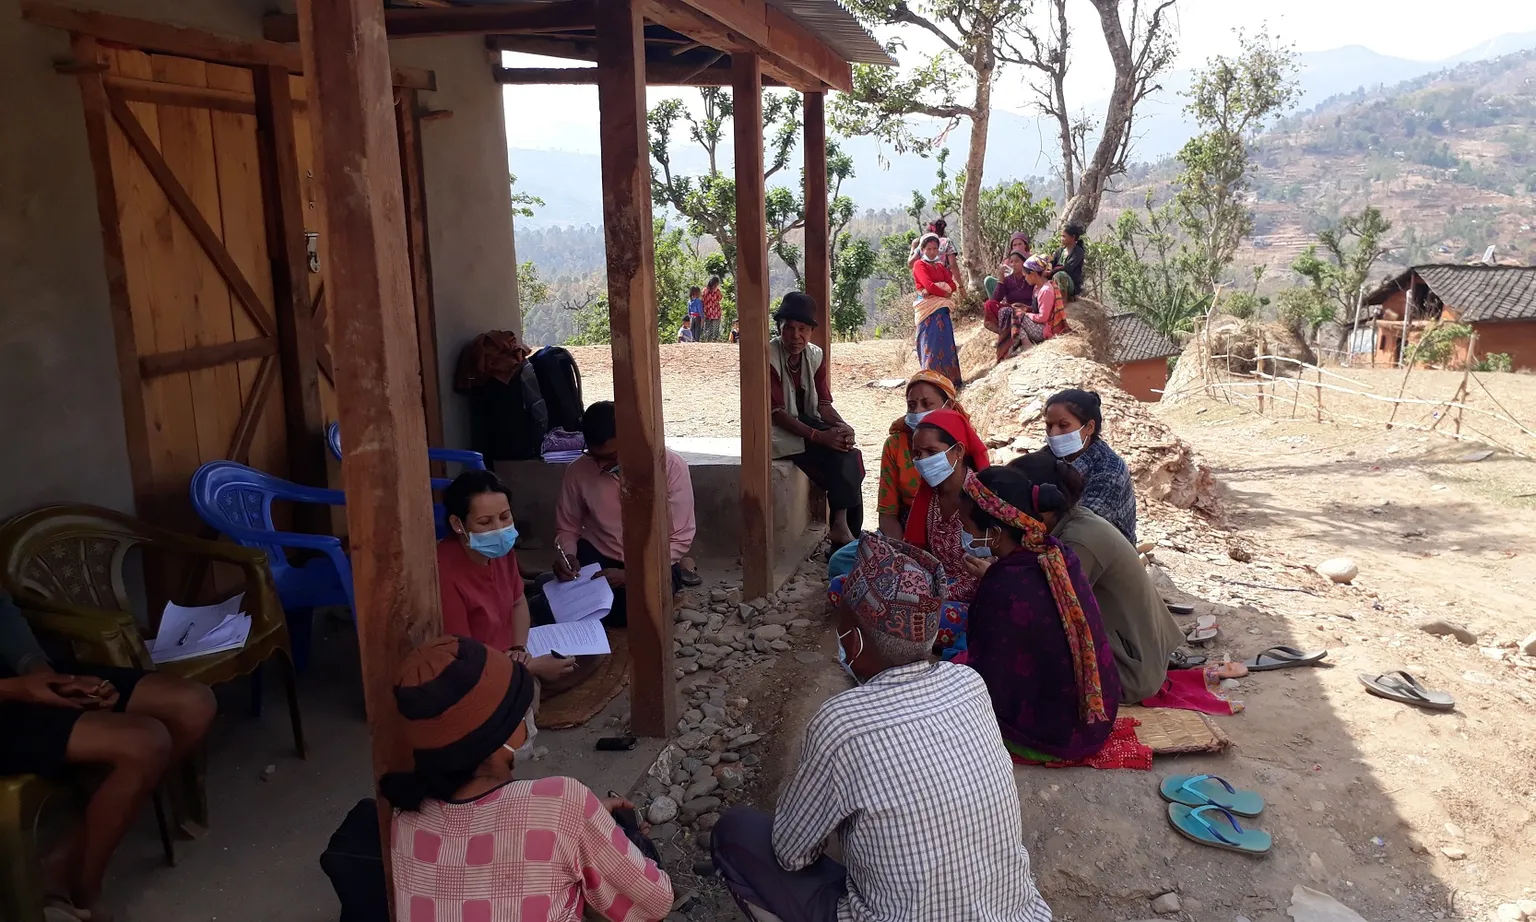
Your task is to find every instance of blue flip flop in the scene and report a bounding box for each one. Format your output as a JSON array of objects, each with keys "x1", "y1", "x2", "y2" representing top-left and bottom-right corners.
[
  {"x1": 1159, "y1": 774, "x2": 1264, "y2": 817},
  {"x1": 1167, "y1": 804, "x2": 1272, "y2": 854}
]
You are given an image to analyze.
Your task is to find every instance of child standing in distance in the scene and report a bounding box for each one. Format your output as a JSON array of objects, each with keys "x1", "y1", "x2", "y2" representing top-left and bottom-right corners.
[
  {"x1": 686, "y1": 286, "x2": 704, "y2": 343},
  {"x1": 702, "y1": 276, "x2": 724, "y2": 341}
]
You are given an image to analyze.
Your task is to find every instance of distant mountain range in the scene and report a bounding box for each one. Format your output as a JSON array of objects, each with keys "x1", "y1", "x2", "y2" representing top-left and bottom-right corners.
[{"x1": 507, "y1": 30, "x2": 1536, "y2": 228}]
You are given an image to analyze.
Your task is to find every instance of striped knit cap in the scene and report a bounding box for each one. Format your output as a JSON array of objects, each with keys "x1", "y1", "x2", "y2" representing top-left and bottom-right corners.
[{"x1": 393, "y1": 636, "x2": 535, "y2": 773}]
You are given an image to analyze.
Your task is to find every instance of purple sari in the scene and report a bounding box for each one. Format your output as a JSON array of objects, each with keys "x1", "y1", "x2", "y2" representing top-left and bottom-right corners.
[{"x1": 966, "y1": 542, "x2": 1122, "y2": 761}]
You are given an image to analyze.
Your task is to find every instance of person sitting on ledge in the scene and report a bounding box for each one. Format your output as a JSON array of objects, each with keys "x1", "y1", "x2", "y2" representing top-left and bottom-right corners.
[
  {"x1": 711, "y1": 534, "x2": 1053, "y2": 922},
  {"x1": 438, "y1": 469, "x2": 577, "y2": 683},
  {"x1": 553, "y1": 400, "x2": 697, "y2": 620}
]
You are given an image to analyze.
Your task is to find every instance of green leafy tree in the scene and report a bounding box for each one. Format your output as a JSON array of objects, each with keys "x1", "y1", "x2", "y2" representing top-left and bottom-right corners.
[
  {"x1": 1100, "y1": 194, "x2": 1210, "y2": 338},
  {"x1": 516, "y1": 261, "x2": 551, "y2": 318},
  {"x1": 1406, "y1": 322, "x2": 1472, "y2": 367},
  {"x1": 652, "y1": 219, "x2": 710, "y2": 338},
  {"x1": 1275, "y1": 286, "x2": 1336, "y2": 345},
  {"x1": 1175, "y1": 30, "x2": 1299, "y2": 293},
  {"x1": 509, "y1": 173, "x2": 544, "y2": 219},
  {"x1": 976, "y1": 180, "x2": 1056, "y2": 270},
  {"x1": 1290, "y1": 206, "x2": 1395, "y2": 349}
]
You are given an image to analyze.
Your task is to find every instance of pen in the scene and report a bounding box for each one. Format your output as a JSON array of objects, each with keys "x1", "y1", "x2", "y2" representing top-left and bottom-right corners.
[{"x1": 557, "y1": 544, "x2": 574, "y2": 574}]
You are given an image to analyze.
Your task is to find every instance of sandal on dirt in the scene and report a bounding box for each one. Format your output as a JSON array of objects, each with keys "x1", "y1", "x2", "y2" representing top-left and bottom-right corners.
[
  {"x1": 1186, "y1": 627, "x2": 1219, "y2": 646},
  {"x1": 1167, "y1": 804, "x2": 1272, "y2": 854},
  {"x1": 1165, "y1": 600, "x2": 1197, "y2": 615},
  {"x1": 1169, "y1": 649, "x2": 1207, "y2": 669},
  {"x1": 1358, "y1": 671, "x2": 1455, "y2": 711},
  {"x1": 1243, "y1": 645, "x2": 1329, "y2": 672},
  {"x1": 1160, "y1": 774, "x2": 1264, "y2": 817}
]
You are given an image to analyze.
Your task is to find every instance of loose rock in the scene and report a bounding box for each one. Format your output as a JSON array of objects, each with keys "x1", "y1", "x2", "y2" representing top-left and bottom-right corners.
[
  {"x1": 685, "y1": 777, "x2": 720, "y2": 800},
  {"x1": 717, "y1": 765, "x2": 747, "y2": 790},
  {"x1": 683, "y1": 796, "x2": 722, "y2": 814},
  {"x1": 1418, "y1": 620, "x2": 1478, "y2": 645},
  {"x1": 1439, "y1": 845, "x2": 1468, "y2": 860},
  {"x1": 1317, "y1": 558, "x2": 1358, "y2": 583},
  {"x1": 1520, "y1": 631, "x2": 1536, "y2": 656},
  {"x1": 752, "y1": 624, "x2": 787, "y2": 641},
  {"x1": 1495, "y1": 904, "x2": 1524, "y2": 922},
  {"x1": 1151, "y1": 892, "x2": 1181, "y2": 914},
  {"x1": 647, "y1": 796, "x2": 678, "y2": 824}
]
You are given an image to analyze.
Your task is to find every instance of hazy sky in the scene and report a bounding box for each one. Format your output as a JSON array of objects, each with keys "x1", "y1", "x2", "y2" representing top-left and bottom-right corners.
[{"x1": 503, "y1": 0, "x2": 1536, "y2": 155}]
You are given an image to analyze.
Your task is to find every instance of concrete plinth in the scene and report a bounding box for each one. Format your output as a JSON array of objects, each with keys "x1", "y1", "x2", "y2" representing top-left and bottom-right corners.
[{"x1": 494, "y1": 436, "x2": 823, "y2": 592}]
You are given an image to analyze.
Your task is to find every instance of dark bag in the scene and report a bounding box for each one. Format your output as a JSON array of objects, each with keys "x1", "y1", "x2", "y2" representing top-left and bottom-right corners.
[
  {"x1": 466, "y1": 361, "x2": 549, "y2": 462},
  {"x1": 319, "y1": 798, "x2": 389, "y2": 922},
  {"x1": 530, "y1": 346, "x2": 584, "y2": 434}
]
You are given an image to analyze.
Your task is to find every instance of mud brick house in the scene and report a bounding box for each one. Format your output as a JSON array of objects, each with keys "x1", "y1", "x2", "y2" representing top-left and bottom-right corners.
[{"x1": 1362, "y1": 265, "x2": 1536, "y2": 370}]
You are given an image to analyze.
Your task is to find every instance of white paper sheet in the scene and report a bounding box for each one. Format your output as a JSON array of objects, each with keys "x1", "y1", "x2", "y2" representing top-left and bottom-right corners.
[
  {"x1": 544, "y1": 563, "x2": 615, "y2": 623},
  {"x1": 152, "y1": 594, "x2": 252, "y2": 664},
  {"x1": 525, "y1": 617, "x2": 611, "y2": 659}
]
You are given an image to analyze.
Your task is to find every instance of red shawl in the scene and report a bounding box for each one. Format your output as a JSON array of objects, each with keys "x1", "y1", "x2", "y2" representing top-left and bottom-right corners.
[{"x1": 903, "y1": 408, "x2": 990, "y2": 549}]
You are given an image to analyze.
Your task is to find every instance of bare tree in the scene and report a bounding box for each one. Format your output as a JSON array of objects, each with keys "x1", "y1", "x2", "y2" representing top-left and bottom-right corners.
[{"x1": 1012, "y1": 0, "x2": 1179, "y2": 230}]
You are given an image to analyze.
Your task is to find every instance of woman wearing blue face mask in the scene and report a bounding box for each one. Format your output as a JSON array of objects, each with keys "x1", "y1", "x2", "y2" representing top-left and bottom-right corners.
[
  {"x1": 875, "y1": 370, "x2": 969, "y2": 540},
  {"x1": 439, "y1": 470, "x2": 577, "y2": 683},
  {"x1": 902, "y1": 409, "x2": 991, "y2": 660},
  {"x1": 1043, "y1": 388, "x2": 1137, "y2": 544}
]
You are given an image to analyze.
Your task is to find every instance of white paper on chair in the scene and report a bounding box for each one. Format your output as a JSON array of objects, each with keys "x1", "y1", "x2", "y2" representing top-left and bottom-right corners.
[
  {"x1": 543, "y1": 563, "x2": 615, "y2": 623},
  {"x1": 525, "y1": 617, "x2": 611, "y2": 659},
  {"x1": 152, "y1": 594, "x2": 252, "y2": 665}
]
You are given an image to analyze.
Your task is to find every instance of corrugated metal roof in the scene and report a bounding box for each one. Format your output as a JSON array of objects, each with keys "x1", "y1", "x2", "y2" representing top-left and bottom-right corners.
[
  {"x1": 1108, "y1": 312, "x2": 1181, "y2": 364},
  {"x1": 765, "y1": 0, "x2": 894, "y2": 65}
]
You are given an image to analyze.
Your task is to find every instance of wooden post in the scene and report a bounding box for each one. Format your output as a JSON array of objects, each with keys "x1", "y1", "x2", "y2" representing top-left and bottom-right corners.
[
  {"x1": 596, "y1": 0, "x2": 677, "y2": 737},
  {"x1": 734, "y1": 52, "x2": 773, "y2": 600},
  {"x1": 1454, "y1": 331, "x2": 1478, "y2": 436},
  {"x1": 396, "y1": 89, "x2": 446, "y2": 457},
  {"x1": 296, "y1": 0, "x2": 441, "y2": 859},
  {"x1": 253, "y1": 63, "x2": 328, "y2": 499},
  {"x1": 803, "y1": 91, "x2": 830, "y2": 356}
]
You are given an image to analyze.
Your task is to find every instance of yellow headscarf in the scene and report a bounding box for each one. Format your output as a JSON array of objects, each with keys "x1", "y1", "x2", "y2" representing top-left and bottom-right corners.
[{"x1": 888, "y1": 369, "x2": 968, "y2": 435}]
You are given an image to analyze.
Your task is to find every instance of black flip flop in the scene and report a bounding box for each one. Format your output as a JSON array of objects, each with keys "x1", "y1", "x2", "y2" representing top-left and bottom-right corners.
[
  {"x1": 1169, "y1": 649, "x2": 1208, "y2": 669},
  {"x1": 1166, "y1": 600, "x2": 1197, "y2": 615},
  {"x1": 1243, "y1": 645, "x2": 1328, "y2": 672},
  {"x1": 1358, "y1": 671, "x2": 1455, "y2": 711}
]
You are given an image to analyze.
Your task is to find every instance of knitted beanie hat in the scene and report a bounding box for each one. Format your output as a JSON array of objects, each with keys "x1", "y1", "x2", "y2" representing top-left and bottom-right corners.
[{"x1": 393, "y1": 636, "x2": 535, "y2": 773}]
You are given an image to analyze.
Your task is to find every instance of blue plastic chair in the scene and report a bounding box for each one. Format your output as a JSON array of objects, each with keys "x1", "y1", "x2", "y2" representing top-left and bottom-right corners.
[
  {"x1": 325, "y1": 421, "x2": 486, "y2": 538},
  {"x1": 190, "y1": 461, "x2": 352, "y2": 672}
]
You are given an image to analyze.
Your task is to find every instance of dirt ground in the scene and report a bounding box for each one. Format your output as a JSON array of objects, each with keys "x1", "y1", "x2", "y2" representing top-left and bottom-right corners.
[{"x1": 574, "y1": 340, "x2": 1536, "y2": 922}]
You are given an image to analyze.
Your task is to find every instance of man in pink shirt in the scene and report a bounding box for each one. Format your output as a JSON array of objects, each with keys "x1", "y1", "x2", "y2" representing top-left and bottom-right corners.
[{"x1": 553, "y1": 401, "x2": 697, "y2": 626}]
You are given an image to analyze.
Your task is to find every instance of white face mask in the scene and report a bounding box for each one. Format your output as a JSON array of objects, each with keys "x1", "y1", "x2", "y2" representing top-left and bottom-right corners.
[
  {"x1": 905, "y1": 410, "x2": 931, "y2": 430},
  {"x1": 1047, "y1": 427, "x2": 1085, "y2": 458},
  {"x1": 914, "y1": 444, "x2": 958, "y2": 488},
  {"x1": 502, "y1": 715, "x2": 538, "y2": 760}
]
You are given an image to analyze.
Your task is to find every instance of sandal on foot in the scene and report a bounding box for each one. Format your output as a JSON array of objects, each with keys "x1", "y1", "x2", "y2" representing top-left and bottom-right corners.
[
  {"x1": 1358, "y1": 671, "x2": 1455, "y2": 711},
  {"x1": 1169, "y1": 649, "x2": 1207, "y2": 669},
  {"x1": 1244, "y1": 645, "x2": 1328, "y2": 671},
  {"x1": 1160, "y1": 774, "x2": 1264, "y2": 816},
  {"x1": 1167, "y1": 804, "x2": 1272, "y2": 854}
]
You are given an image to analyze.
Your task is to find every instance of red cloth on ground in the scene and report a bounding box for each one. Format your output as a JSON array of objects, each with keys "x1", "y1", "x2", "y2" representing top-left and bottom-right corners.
[
  {"x1": 1009, "y1": 717, "x2": 1152, "y2": 770},
  {"x1": 1140, "y1": 667, "x2": 1240, "y2": 715},
  {"x1": 903, "y1": 409, "x2": 991, "y2": 549}
]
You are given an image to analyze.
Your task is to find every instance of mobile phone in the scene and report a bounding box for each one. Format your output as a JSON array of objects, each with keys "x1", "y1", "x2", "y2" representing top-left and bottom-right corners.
[
  {"x1": 551, "y1": 651, "x2": 569, "y2": 659},
  {"x1": 595, "y1": 736, "x2": 637, "y2": 751}
]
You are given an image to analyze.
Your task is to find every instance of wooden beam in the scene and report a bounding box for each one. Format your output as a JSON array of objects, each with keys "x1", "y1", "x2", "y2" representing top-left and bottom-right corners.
[
  {"x1": 396, "y1": 90, "x2": 446, "y2": 451},
  {"x1": 297, "y1": 0, "x2": 441, "y2": 877},
  {"x1": 255, "y1": 63, "x2": 329, "y2": 493},
  {"x1": 485, "y1": 33, "x2": 598, "y2": 61},
  {"x1": 803, "y1": 90, "x2": 831, "y2": 358},
  {"x1": 24, "y1": 1, "x2": 299, "y2": 69},
  {"x1": 493, "y1": 62, "x2": 782, "y2": 86},
  {"x1": 640, "y1": 0, "x2": 850, "y2": 91},
  {"x1": 734, "y1": 52, "x2": 773, "y2": 599},
  {"x1": 71, "y1": 35, "x2": 156, "y2": 520},
  {"x1": 268, "y1": 1, "x2": 594, "y2": 42},
  {"x1": 139, "y1": 337, "x2": 280, "y2": 379},
  {"x1": 105, "y1": 74, "x2": 260, "y2": 115},
  {"x1": 596, "y1": 0, "x2": 677, "y2": 738}
]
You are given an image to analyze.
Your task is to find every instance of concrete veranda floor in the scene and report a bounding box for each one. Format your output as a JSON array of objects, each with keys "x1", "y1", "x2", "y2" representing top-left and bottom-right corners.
[{"x1": 92, "y1": 604, "x2": 672, "y2": 922}]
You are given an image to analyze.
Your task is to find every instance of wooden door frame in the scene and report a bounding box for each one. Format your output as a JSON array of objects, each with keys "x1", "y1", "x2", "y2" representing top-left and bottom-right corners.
[{"x1": 45, "y1": 8, "x2": 441, "y2": 515}]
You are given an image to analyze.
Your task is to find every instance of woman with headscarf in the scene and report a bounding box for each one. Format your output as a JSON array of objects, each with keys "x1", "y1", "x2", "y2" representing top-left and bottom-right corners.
[
  {"x1": 1008, "y1": 451, "x2": 1185, "y2": 701},
  {"x1": 1043, "y1": 388, "x2": 1137, "y2": 544},
  {"x1": 875, "y1": 370, "x2": 971, "y2": 538},
  {"x1": 911, "y1": 232, "x2": 962, "y2": 388},
  {"x1": 383, "y1": 636, "x2": 674, "y2": 921},
  {"x1": 959, "y1": 466, "x2": 1121, "y2": 762},
  {"x1": 903, "y1": 409, "x2": 991, "y2": 660},
  {"x1": 984, "y1": 248, "x2": 1034, "y2": 338},
  {"x1": 769, "y1": 291, "x2": 865, "y2": 546},
  {"x1": 983, "y1": 231, "x2": 1032, "y2": 305}
]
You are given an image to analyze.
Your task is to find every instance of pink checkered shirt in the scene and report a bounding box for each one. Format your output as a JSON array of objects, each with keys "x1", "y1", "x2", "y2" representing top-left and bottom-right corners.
[{"x1": 391, "y1": 776, "x2": 674, "y2": 922}]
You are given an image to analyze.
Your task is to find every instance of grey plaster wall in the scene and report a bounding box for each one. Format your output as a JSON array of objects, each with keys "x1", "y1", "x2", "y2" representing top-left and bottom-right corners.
[{"x1": 0, "y1": 1, "x2": 519, "y2": 520}]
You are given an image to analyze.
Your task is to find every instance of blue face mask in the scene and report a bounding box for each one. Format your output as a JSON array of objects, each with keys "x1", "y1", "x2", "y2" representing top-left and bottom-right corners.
[
  {"x1": 913, "y1": 446, "x2": 957, "y2": 488},
  {"x1": 836, "y1": 628, "x2": 863, "y2": 684},
  {"x1": 905, "y1": 410, "x2": 931, "y2": 430},
  {"x1": 466, "y1": 524, "x2": 519, "y2": 559},
  {"x1": 961, "y1": 528, "x2": 994, "y2": 559}
]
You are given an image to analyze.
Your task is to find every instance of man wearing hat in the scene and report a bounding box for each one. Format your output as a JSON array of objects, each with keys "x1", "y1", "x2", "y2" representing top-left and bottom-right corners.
[
  {"x1": 711, "y1": 534, "x2": 1053, "y2": 922},
  {"x1": 769, "y1": 290, "x2": 865, "y2": 546},
  {"x1": 382, "y1": 636, "x2": 674, "y2": 922}
]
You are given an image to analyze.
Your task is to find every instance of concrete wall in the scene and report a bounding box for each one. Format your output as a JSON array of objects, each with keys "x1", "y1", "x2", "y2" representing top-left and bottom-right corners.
[
  {"x1": 0, "y1": 1, "x2": 518, "y2": 519},
  {"x1": 1118, "y1": 358, "x2": 1169, "y2": 402}
]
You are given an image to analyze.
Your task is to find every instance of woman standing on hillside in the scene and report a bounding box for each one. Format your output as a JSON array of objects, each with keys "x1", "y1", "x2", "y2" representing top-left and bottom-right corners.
[{"x1": 912, "y1": 232, "x2": 962, "y2": 388}]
